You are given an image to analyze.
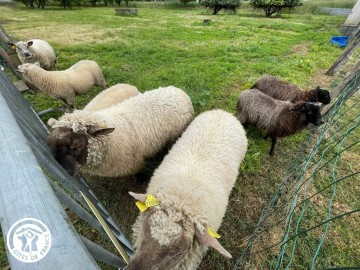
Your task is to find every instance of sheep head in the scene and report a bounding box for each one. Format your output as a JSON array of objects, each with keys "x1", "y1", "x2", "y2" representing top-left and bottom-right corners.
[
  {"x1": 127, "y1": 192, "x2": 231, "y2": 270},
  {"x1": 8, "y1": 41, "x2": 33, "y2": 59},
  {"x1": 17, "y1": 63, "x2": 32, "y2": 74},
  {"x1": 46, "y1": 123, "x2": 114, "y2": 176},
  {"x1": 315, "y1": 86, "x2": 331, "y2": 105},
  {"x1": 301, "y1": 102, "x2": 324, "y2": 126}
]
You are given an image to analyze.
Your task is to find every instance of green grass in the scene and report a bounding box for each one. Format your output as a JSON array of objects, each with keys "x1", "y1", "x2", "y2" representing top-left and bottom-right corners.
[{"x1": 0, "y1": 3, "x2": 358, "y2": 270}]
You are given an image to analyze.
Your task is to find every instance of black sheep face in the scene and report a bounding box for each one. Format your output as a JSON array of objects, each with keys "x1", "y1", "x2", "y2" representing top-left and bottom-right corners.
[
  {"x1": 46, "y1": 127, "x2": 89, "y2": 176},
  {"x1": 316, "y1": 86, "x2": 331, "y2": 105},
  {"x1": 46, "y1": 126, "x2": 115, "y2": 176},
  {"x1": 302, "y1": 102, "x2": 324, "y2": 126}
]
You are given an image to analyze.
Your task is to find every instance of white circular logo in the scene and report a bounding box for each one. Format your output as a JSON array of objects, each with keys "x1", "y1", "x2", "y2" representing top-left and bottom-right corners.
[{"x1": 7, "y1": 218, "x2": 52, "y2": 263}]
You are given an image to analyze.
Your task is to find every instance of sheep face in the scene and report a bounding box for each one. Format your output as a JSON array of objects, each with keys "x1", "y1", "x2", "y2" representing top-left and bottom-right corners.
[
  {"x1": 8, "y1": 41, "x2": 34, "y2": 60},
  {"x1": 47, "y1": 126, "x2": 115, "y2": 176},
  {"x1": 128, "y1": 192, "x2": 232, "y2": 270},
  {"x1": 17, "y1": 63, "x2": 41, "y2": 77},
  {"x1": 47, "y1": 127, "x2": 88, "y2": 176},
  {"x1": 315, "y1": 86, "x2": 331, "y2": 105},
  {"x1": 128, "y1": 207, "x2": 194, "y2": 270},
  {"x1": 301, "y1": 102, "x2": 324, "y2": 126}
]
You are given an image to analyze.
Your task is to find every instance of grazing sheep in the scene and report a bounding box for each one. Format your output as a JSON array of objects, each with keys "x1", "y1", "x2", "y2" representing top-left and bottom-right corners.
[
  {"x1": 8, "y1": 39, "x2": 57, "y2": 70},
  {"x1": 236, "y1": 89, "x2": 324, "y2": 156},
  {"x1": 47, "y1": 83, "x2": 140, "y2": 127},
  {"x1": 128, "y1": 109, "x2": 248, "y2": 270},
  {"x1": 17, "y1": 60, "x2": 107, "y2": 112},
  {"x1": 83, "y1": 83, "x2": 140, "y2": 112},
  {"x1": 47, "y1": 86, "x2": 194, "y2": 177},
  {"x1": 252, "y1": 75, "x2": 331, "y2": 105}
]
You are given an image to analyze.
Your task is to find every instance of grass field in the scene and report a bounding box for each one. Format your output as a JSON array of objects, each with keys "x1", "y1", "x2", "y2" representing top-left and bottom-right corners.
[{"x1": 0, "y1": 1, "x2": 358, "y2": 269}]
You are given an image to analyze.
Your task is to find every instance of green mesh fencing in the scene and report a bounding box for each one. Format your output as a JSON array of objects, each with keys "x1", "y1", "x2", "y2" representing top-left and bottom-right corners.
[{"x1": 235, "y1": 69, "x2": 360, "y2": 270}]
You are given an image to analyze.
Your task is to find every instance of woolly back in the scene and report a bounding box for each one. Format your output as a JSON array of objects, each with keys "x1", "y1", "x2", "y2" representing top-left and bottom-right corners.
[
  {"x1": 253, "y1": 75, "x2": 306, "y2": 103},
  {"x1": 147, "y1": 109, "x2": 247, "y2": 229},
  {"x1": 83, "y1": 84, "x2": 140, "y2": 112}
]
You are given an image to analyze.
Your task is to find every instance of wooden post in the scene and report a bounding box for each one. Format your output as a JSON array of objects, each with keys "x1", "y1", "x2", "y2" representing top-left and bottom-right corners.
[
  {"x1": 326, "y1": 27, "x2": 360, "y2": 76},
  {"x1": 340, "y1": 0, "x2": 360, "y2": 35}
]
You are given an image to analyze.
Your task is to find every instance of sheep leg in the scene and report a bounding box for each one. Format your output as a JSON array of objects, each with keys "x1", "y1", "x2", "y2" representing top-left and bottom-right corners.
[
  {"x1": 269, "y1": 136, "x2": 277, "y2": 156},
  {"x1": 59, "y1": 97, "x2": 75, "y2": 113},
  {"x1": 264, "y1": 134, "x2": 269, "y2": 140}
]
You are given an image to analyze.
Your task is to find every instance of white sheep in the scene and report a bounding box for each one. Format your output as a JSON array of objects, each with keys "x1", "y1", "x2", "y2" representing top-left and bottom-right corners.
[
  {"x1": 8, "y1": 39, "x2": 57, "y2": 70},
  {"x1": 128, "y1": 109, "x2": 248, "y2": 270},
  {"x1": 17, "y1": 60, "x2": 107, "y2": 112},
  {"x1": 46, "y1": 86, "x2": 194, "y2": 177},
  {"x1": 83, "y1": 83, "x2": 140, "y2": 112},
  {"x1": 47, "y1": 83, "x2": 140, "y2": 127}
]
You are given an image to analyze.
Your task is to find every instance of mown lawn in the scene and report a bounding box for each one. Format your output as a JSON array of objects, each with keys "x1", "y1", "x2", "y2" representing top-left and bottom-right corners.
[{"x1": 0, "y1": 3, "x2": 356, "y2": 269}]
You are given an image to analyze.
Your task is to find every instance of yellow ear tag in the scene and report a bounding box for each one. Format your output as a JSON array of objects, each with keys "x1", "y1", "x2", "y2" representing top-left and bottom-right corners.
[
  {"x1": 12, "y1": 45, "x2": 16, "y2": 49},
  {"x1": 136, "y1": 201, "x2": 148, "y2": 212},
  {"x1": 208, "y1": 227, "x2": 221, "y2": 239},
  {"x1": 145, "y1": 195, "x2": 160, "y2": 207}
]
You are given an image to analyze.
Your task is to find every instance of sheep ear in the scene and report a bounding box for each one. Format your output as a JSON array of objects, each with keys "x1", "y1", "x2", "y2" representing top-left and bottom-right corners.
[
  {"x1": 316, "y1": 86, "x2": 321, "y2": 90},
  {"x1": 87, "y1": 126, "x2": 114, "y2": 137},
  {"x1": 129, "y1": 192, "x2": 147, "y2": 203},
  {"x1": 47, "y1": 118, "x2": 58, "y2": 127},
  {"x1": 195, "y1": 229, "x2": 232, "y2": 259},
  {"x1": 27, "y1": 41, "x2": 33, "y2": 47},
  {"x1": 7, "y1": 42, "x2": 15, "y2": 48}
]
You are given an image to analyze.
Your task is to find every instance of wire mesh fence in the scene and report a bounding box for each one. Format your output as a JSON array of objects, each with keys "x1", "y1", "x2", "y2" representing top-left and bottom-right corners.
[{"x1": 236, "y1": 69, "x2": 360, "y2": 269}]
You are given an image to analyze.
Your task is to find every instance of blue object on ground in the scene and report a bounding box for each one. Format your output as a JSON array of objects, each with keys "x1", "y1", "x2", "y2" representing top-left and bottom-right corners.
[{"x1": 330, "y1": 36, "x2": 350, "y2": 48}]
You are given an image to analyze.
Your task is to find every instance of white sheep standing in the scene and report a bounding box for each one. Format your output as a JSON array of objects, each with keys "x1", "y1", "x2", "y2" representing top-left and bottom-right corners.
[
  {"x1": 17, "y1": 60, "x2": 107, "y2": 112},
  {"x1": 128, "y1": 109, "x2": 248, "y2": 270},
  {"x1": 47, "y1": 83, "x2": 140, "y2": 127},
  {"x1": 46, "y1": 86, "x2": 194, "y2": 177},
  {"x1": 8, "y1": 39, "x2": 57, "y2": 70},
  {"x1": 83, "y1": 83, "x2": 140, "y2": 112}
]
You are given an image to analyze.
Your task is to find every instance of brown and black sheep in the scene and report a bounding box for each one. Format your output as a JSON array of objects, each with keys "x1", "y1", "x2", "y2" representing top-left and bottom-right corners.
[
  {"x1": 252, "y1": 75, "x2": 331, "y2": 105},
  {"x1": 236, "y1": 89, "x2": 324, "y2": 156}
]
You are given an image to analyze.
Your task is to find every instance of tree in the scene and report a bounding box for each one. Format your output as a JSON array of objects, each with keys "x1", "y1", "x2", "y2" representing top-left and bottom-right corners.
[
  {"x1": 201, "y1": 0, "x2": 241, "y2": 15},
  {"x1": 251, "y1": 0, "x2": 302, "y2": 17}
]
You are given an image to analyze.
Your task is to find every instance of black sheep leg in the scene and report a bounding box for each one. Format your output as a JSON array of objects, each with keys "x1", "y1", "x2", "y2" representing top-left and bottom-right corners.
[{"x1": 269, "y1": 137, "x2": 277, "y2": 156}]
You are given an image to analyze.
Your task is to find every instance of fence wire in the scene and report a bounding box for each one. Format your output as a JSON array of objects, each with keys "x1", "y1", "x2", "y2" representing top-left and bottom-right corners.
[{"x1": 236, "y1": 69, "x2": 360, "y2": 270}]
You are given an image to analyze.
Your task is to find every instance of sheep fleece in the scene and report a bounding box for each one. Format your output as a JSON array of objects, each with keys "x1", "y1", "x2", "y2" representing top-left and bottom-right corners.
[
  {"x1": 83, "y1": 83, "x2": 140, "y2": 112},
  {"x1": 52, "y1": 86, "x2": 194, "y2": 177},
  {"x1": 252, "y1": 74, "x2": 316, "y2": 103},
  {"x1": 237, "y1": 89, "x2": 306, "y2": 137},
  {"x1": 20, "y1": 60, "x2": 107, "y2": 103},
  {"x1": 133, "y1": 109, "x2": 248, "y2": 269}
]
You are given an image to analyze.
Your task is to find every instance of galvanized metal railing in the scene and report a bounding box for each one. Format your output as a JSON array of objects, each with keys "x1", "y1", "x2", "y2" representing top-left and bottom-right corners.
[{"x1": 0, "y1": 69, "x2": 132, "y2": 269}]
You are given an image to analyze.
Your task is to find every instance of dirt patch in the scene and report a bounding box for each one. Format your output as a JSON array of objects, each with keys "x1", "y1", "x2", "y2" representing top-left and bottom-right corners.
[
  {"x1": 9, "y1": 24, "x2": 128, "y2": 45},
  {"x1": 290, "y1": 42, "x2": 312, "y2": 56},
  {"x1": 310, "y1": 69, "x2": 334, "y2": 89}
]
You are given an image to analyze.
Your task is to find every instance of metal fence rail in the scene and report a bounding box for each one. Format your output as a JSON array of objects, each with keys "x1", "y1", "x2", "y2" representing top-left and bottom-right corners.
[{"x1": 0, "y1": 69, "x2": 132, "y2": 269}]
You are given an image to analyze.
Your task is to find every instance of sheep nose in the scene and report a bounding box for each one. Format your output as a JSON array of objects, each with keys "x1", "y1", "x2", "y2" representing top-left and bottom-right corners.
[{"x1": 24, "y1": 53, "x2": 31, "y2": 58}]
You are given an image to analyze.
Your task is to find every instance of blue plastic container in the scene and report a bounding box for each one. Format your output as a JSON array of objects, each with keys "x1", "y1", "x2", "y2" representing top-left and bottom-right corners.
[{"x1": 330, "y1": 36, "x2": 350, "y2": 48}]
